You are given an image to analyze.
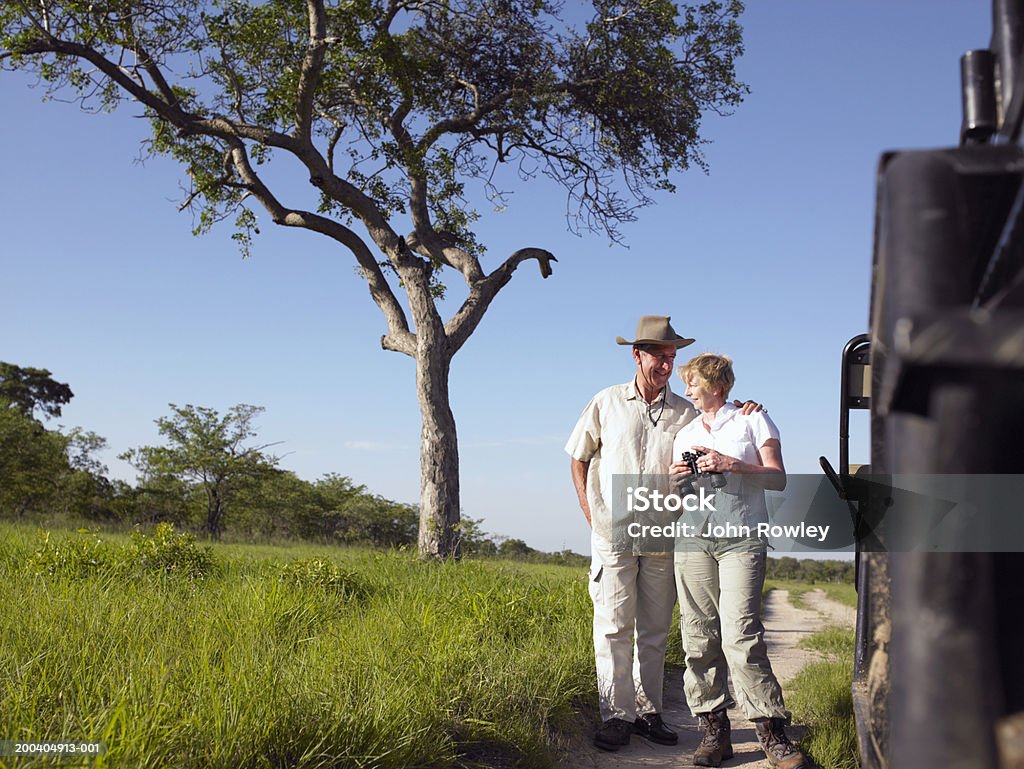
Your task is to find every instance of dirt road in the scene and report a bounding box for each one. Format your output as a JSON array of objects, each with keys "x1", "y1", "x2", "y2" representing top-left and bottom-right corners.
[{"x1": 558, "y1": 589, "x2": 854, "y2": 769}]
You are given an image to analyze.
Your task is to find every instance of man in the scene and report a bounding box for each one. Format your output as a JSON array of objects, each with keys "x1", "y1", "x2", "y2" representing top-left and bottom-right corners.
[{"x1": 565, "y1": 315, "x2": 696, "y2": 751}]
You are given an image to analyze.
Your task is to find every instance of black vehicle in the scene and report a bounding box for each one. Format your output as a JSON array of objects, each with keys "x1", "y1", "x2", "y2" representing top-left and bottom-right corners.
[{"x1": 819, "y1": 2, "x2": 1024, "y2": 766}]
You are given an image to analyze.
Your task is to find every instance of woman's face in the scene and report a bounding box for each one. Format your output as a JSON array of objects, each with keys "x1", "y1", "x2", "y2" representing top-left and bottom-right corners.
[{"x1": 685, "y1": 375, "x2": 724, "y2": 411}]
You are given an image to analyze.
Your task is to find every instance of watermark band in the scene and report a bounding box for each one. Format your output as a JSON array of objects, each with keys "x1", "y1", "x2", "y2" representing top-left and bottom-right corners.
[
  {"x1": 600, "y1": 474, "x2": 1024, "y2": 553},
  {"x1": 0, "y1": 741, "x2": 107, "y2": 757}
]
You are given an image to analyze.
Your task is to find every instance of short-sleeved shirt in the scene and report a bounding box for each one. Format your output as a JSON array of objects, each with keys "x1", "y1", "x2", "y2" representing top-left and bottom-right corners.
[
  {"x1": 566, "y1": 381, "x2": 697, "y2": 549},
  {"x1": 671, "y1": 402, "x2": 781, "y2": 530}
]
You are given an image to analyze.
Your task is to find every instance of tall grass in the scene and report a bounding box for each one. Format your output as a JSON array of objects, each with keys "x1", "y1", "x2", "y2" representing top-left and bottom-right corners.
[
  {"x1": 759, "y1": 579, "x2": 858, "y2": 768},
  {"x1": 0, "y1": 523, "x2": 594, "y2": 768},
  {"x1": 787, "y1": 627, "x2": 858, "y2": 769}
]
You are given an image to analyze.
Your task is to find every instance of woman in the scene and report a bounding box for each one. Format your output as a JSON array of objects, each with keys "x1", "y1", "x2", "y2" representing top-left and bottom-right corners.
[{"x1": 669, "y1": 353, "x2": 806, "y2": 769}]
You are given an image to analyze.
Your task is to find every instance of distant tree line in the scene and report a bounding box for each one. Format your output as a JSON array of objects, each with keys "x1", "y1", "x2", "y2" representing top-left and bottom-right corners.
[
  {"x1": 0, "y1": 366, "x2": 420, "y2": 546},
  {"x1": 766, "y1": 555, "x2": 854, "y2": 583},
  {"x1": 0, "y1": 362, "x2": 422, "y2": 548},
  {"x1": 0, "y1": 361, "x2": 586, "y2": 563}
]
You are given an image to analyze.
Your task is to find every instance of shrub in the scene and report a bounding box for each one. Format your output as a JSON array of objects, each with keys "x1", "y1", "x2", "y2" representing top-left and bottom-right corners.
[
  {"x1": 279, "y1": 557, "x2": 368, "y2": 599},
  {"x1": 26, "y1": 523, "x2": 216, "y2": 580},
  {"x1": 127, "y1": 522, "x2": 216, "y2": 579},
  {"x1": 26, "y1": 528, "x2": 114, "y2": 578}
]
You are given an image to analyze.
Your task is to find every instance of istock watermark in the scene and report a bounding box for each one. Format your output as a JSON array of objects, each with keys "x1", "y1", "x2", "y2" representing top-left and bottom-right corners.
[
  {"x1": 625, "y1": 485, "x2": 716, "y2": 513},
  {"x1": 608, "y1": 473, "x2": 1024, "y2": 553},
  {"x1": 624, "y1": 519, "x2": 831, "y2": 543}
]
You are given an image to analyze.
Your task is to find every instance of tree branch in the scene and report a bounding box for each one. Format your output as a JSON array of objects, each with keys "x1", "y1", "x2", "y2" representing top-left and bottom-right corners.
[
  {"x1": 405, "y1": 230, "x2": 483, "y2": 284},
  {"x1": 136, "y1": 44, "x2": 180, "y2": 108},
  {"x1": 11, "y1": 0, "x2": 48, "y2": 37},
  {"x1": 111, "y1": 8, "x2": 180, "y2": 109},
  {"x1": 294, "y1": 0, "x2": 327, "y2": 142},
  {"x1": 384, "y1": 93, "x2": 486, "y2": 285},
  {"x1": 417, "y1": 88, "x2": 514, "y2": 151},
  {"x1": 324, "y1": 120, "x2": 344, "y2": 174},
  {"x1": 225, "y1": 139, "x2": 417, "y2": 357},
  {"x1": 17, "y1": 33, "x2": 173, "y2": 113},
  {"x1": 445, "y1": 247, "x2": 556, "y2": 354},
  {"x1": 13, "y1": 30, "x2": 325, "y2": 160}
]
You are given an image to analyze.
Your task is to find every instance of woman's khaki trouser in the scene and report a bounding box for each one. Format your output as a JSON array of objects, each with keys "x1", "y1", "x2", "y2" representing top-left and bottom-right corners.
[{"x1": 674, "y1": 537, "x2": 790, "y2": 720}]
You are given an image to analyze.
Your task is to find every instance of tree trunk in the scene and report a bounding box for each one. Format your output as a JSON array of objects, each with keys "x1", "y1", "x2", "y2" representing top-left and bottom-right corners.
[
  {"x1": 415, "y1": 332, "x2": 461, "y2": 559},
  {"x1": 206, "y1": 486, "x2": 223, "y2": 538}
]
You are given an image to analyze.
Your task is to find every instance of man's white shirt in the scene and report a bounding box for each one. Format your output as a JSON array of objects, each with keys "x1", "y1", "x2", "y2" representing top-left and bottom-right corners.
[{"x1": 566, "y1": 381, "x2": 696, "y2": 549}]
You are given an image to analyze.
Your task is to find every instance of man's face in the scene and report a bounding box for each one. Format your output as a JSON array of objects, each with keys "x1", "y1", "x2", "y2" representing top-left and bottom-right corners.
[{"x1": 634, "y1": 344, "x2": 677, "y2": 390}]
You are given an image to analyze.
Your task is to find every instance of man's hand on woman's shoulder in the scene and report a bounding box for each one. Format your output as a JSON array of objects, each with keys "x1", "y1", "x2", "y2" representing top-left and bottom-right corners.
[{"x1": 733, "y1": 399, "x2": 765, "y2": 416}]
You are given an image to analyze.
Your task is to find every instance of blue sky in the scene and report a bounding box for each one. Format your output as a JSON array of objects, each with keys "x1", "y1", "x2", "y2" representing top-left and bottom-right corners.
[{"x1": 1, "y1": 1, "x2": 989, "y2": 553}]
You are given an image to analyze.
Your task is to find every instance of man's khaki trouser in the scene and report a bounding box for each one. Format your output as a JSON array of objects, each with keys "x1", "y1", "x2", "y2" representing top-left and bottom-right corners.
[
  {"x1": 589, "y1": 541, "x2": 676, "y2": 722},
  {"x1": 674, "y1": 537, "x2": 789, "y2": 720}
]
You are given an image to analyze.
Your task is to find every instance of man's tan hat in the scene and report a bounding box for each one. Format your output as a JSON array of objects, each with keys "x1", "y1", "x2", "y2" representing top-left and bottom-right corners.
[{"x1": 615, "y1": 315, "x2": 695, "y2": 348}]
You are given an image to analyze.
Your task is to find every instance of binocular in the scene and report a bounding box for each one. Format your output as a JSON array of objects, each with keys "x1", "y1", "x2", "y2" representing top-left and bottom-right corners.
[{"x1": 677, "y1": 449, "x2": 727, "y2": 495}]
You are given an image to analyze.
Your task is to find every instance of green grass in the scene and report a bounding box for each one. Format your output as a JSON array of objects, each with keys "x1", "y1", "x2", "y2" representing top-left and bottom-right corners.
[
  {"x1": 760, "y1": 578, "x2": 859, "y2": 768},
  {"x1": 762, "y1": 579, "x2": 857, "y2": 611},
  {"x1": 807, "y1": 582, "x2": 857, "y2": 610},
  {"x1": 0, "y1": 522, "x2": 595, "y2": 768},
  {"x1": 786, "y1": 626, "x2": 858, "y2": 769},
  {"x1": 801, "y1": 626, "x2": 856, "y2": 659}
]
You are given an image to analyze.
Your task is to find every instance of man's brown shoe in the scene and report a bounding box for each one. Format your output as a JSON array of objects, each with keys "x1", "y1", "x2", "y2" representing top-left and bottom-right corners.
[
  {"x1": 754, "y1": 718, "x2": 807, "y2": 769},
  {"x1": 694, "y1": 709, "x2": 733, "y2": 767}
]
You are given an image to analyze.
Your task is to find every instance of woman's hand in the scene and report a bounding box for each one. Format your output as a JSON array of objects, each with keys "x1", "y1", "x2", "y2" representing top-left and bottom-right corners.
[
  {"x1": 668, "y1": 459, "x2": 693, "y2": 476},
  {"x1": 688, "y1": 443, "x2": 786, "y2": 490},
  {"x1": 689, "y1": 446, "x2": 738, "y2": 473}
]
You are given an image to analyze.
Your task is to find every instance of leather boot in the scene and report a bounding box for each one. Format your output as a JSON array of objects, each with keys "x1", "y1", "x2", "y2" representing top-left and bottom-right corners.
[
  {"x1": 633, "y1": 713, "x2": 678, "y2": 745},
  {"x1": 593, "y1": 717, "x2": 632, "y2": 751},
  {"x1": 694, "y1": 709, "x2": 733, "y2": 767},
  {"x1": 754, "y1": 717, "x2": 807, "y2": 769}
]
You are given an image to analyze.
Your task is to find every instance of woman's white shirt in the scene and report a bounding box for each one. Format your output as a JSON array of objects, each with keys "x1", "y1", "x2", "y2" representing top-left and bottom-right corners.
[{"x1": 671, "y1": 402, "x2": 781, "y2": 529}]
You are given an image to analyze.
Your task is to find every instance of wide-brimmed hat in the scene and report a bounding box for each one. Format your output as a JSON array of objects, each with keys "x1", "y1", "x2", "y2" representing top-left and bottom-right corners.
[{"x1": 615, "y1": 316, "x2": 695, "y2": 348}]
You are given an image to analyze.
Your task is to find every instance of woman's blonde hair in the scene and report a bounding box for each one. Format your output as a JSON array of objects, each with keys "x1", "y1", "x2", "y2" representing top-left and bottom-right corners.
[{"x1": 680, "y1": 353, "x2": 735, "y2": 399}]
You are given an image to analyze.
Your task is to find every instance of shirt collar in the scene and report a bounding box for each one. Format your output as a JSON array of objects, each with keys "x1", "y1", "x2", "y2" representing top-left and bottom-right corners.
[
  {"x1": 625, "y1": 379, "x2": 672, "y2": 405},
  {"x1": 702, "y1": 401, "x2": 739, "y2": 429}
]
